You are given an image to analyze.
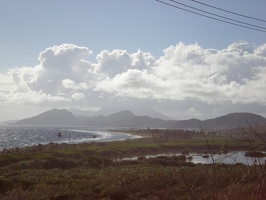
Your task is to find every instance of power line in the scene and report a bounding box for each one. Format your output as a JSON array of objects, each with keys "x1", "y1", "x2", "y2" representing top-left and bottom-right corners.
[
  {"x1": 154, "y1": 0, "x2": 266, "y2": 33},
  {"x1": 191, "y1": 0, "x2": 266, "y2": 23},
  {"x1": 168, "y1": 0, "x2": 266, "y2": 30}
]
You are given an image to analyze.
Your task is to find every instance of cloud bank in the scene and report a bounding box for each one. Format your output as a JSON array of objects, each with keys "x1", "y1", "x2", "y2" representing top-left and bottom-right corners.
[{"x1": 1, "y1": 42, "x2": 266, "y2": 120}]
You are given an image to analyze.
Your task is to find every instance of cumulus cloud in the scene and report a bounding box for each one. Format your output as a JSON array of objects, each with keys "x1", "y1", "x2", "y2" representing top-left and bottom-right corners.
[
  {"x1": 95, "y1": 69, "x2": 163, "y2": 98},
  {"x1": 30, "y1": 44, "x2": 97, "y2": 94},
  {"x1": 38, "y1": 43, "x2": 92, "y2": 71},
  {"x1": 0, "y1": 73, "x2": 14, "y2": 93},
  {"x1": 71, "y1": 92, "x2": 85, "y2": 101},
  {"x1": 96, "y1": 42, "x2": 266, "y2": 105},
  {"x1": 1, "y1": 41, "x2": 266, "y2": 120},
  {"x1": 5, "y1": 44, "x2": 98, "y2": 104},
  {"x1": 62, "y1": 79, "x2": 89, "y2": 90},
  {"x1": 94, "y1": 49, "x2": 155, "y2": 77}
]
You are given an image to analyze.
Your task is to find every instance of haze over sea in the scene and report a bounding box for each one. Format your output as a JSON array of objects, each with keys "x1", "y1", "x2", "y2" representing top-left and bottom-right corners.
[{"x1": 0, "y1": 126, "x2": 139, "y2": 151}]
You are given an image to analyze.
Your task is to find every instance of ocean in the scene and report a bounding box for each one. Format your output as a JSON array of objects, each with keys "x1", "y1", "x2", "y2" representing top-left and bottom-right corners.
[
  {"x1": 0, "y1": 125, "x2": 139, "y2": 150},
  {"x1": 1, "y1": 125, "x2": 265, "y2": 166}
]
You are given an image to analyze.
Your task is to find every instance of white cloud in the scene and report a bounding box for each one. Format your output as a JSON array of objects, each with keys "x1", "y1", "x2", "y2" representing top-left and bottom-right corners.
[
  {"x1": 95, "y1": 49, "x2": 132, "y2": 77},
  {"x1": 1, "y1": 42, "x2": 266, "y2": 121},
  {"x1": 38, "y1": 43, "x2": 92, "y2": 71},
  {"x1": 254, "y1": 43, "x2": 266, "y2": 57},
  {"x1": 0, "y1": 73, "x2": 14, "y2": 92},
  {"x1": 95, "y1": 42, "x2": 266, "y2": 105},
  {"x1": 10, "y1": 65, "x2": 43, "y2": 92},
  {"x1": 94, "y1": 49, "x2": 155, "y2": 77},
  {"x1": 62, "y1": 79, "x2": 89, "y2": 90},
  {"x1": 131, "y1": 49, "x2": 155, "y2": 68},
  {"x1": 6, "y1": 44, "x2": 97, "y2": 99},
  {"x1": 71, "y1": 92, "x2": 85, "y2": 101},
  {"x1": 27, "y1": 44, "x2": 97, "y2": 95},
  {"x1": 95, "y1": 69, "x2": 163, "y2": 99}
]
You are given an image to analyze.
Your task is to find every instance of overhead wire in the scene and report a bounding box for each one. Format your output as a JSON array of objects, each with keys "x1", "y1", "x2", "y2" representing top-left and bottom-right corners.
[
  {"x1": 191, "y1": 0, "x2": 266, "y2": 23},
  {"x1": 168, "y1": 0, "x2": 266, "y2": 30},
  {"x1": 154, "y1": 0, "x2": 266, "y2": 33}
]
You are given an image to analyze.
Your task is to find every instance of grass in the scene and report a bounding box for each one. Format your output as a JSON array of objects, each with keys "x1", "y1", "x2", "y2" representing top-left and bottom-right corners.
[
  {"x1": 1, "y1": 128, "x2": 266, "y2": 199},
  {"x1": 0, "y1": 161, "x2": 265, "y2": 200}
]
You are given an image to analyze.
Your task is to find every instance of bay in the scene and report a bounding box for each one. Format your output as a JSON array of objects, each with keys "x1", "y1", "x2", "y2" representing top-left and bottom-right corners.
[
  {"x1": 0, "y1": 125, "x2": 139, "y2": 150},
  {"x1": 1, "y1": 125, "x2": 265, "y2": 166}
]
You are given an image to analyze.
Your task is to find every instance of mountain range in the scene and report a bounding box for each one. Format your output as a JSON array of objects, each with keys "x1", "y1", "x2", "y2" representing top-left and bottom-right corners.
[
  {"x1": 68, "y1": 104, "x2": 172, "y2": 120},
  {"x1": 12, "y1": 109, "x2": 266, "y2": 129}
]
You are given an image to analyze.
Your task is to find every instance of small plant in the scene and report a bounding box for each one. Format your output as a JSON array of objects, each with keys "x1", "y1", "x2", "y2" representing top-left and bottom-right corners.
[{"x1": 244, "y1": 151, "x2": 266, "y2": 157}]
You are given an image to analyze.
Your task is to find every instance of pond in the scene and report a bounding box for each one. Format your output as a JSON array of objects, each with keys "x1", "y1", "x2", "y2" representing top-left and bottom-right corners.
[
  {"x1": 120, "y1": 151, "x2": 266, "y2": 166},
  {"x1": 189, "y1": 151, "x2": 266, "y2": 165}
]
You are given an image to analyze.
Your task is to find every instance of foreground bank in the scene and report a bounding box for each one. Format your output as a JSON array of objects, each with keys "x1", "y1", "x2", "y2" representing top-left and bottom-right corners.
[{"x1": 0, "y1": 128, "x2": 266, "y2": 199}]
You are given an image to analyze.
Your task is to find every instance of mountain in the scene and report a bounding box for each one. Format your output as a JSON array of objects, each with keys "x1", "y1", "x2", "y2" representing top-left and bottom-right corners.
[
  {"x1": 203, "y1": 113, "x2": 266, "y2": 129},
  {"x1": 113, "y1": 115, "x2": 165, "y2": 128},
  {"x1": 69, "y1": 105, "x2": 172, "y2": 120},
  {"x1": 68, "y1": 108, "x2": 96, "y2": 117},
  {"x1": 13, "y1": 109, "x2": 266, "y2": 129},
  {"x1": 0, "y1": 120, "x2": 18, "y2": 125},
  {"x1": 165, "y1": 118, "x2": 202, "y2": 129},
  {"x1": 14, "y1": 109, "x2": 77, "y2": 126},
  {"x1": 85, "y1": 110, "x2": 136, "y2": 127}
]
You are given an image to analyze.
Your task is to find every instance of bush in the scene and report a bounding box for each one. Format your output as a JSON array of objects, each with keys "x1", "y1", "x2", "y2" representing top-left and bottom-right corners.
[
  {"x1": 244, "y1": 151, "x2": 266, "y2": 157},
  {"x1": 43, "y1": 158, "x2": 79, "y2": 170},
  {"x1": 145, "y1": 155, "x2": 190, "y2": 166},
  {"x1": 0, "y1": 178, "x2": 14, "y2": 194},
  {"x1": 84, "y1": 156, "x2": 112, "y2": 168}
]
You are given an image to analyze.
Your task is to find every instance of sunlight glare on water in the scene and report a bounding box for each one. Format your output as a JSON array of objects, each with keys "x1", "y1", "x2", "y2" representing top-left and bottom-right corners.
[{"x1": 0, "y1": 126, "x2": 139, "y2": 150}]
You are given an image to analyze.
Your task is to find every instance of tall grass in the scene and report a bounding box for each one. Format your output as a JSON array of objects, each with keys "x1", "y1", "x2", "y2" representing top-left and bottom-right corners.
[{"x1": 0, "y1": 126, "x2": 266, "y2": 199}]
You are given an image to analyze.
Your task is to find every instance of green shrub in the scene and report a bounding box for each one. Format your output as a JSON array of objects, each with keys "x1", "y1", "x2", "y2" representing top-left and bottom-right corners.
[
  {"x1": 244, "y1": 151, "x2": 266, "y2": 157},
  {"x1": 84, "y1": 156, "x2": 112, "y2": 168},
  {"x1": 0, "y1": 178, "x2": 14, "y2": 194},
  {"x1": 43, "y1": 158, "x2": 79, "y2": 170}
]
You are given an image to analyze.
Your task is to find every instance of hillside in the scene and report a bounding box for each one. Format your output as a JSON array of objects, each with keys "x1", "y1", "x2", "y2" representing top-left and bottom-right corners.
[
  {"x1": 203, "y1": 112, "x2": 266, "y2": 129},
  {"x1": 13, "y1": 109, "x2": 266, "y2": 129},
  {"x1": 69, "y1": 105, "x2": 172, "y2": 120},
  {"x1": 14, "y1": 109, "x2": 77, "y2": 126}
]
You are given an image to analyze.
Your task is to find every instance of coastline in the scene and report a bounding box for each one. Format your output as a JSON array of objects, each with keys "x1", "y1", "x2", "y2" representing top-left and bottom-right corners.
[
  {"x1": 0, "y1": 126, "x2": 140, "y2": 151},
  {"x1": 2, "y1": 128, "x2": 265, "y2": 159},
  {"x1": 1, "y1": 128, "x2": 266, "y2": 199},
  {"x1": 1, "y1": 127, "x2": 266, "y2": 167}
]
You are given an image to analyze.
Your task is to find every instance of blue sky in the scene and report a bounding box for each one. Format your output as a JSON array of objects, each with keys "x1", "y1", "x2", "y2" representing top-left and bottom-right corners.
[
  {"x1": 1, "y1": 0, "x2": 266, "y2": 122},
  {"x1": 1, "y1": 0, "x2": 265, "y2": 70}
]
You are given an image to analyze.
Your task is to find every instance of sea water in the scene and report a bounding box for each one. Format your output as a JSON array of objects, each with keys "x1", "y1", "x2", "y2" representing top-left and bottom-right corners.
[
  {"x1": 1, "y1": 126, "x2": 265, "y2": 166},
  {"x1": 0, "y1": 125, "x2": 139, "y2": 150}
]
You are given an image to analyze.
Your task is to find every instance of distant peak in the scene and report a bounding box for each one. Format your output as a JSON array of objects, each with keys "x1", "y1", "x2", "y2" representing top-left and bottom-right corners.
[
  {"x1": 109, "y1": 110, "x2": 135, "y2": 115},
  {"x1": 107, "y1": 110, "x2": 135, "y2": 118}
]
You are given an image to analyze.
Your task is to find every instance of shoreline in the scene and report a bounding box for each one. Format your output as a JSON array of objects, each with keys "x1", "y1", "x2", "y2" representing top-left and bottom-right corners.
[
  {"x1": 1, "y1": 132, "x2": 265, "y2": 159},
  {"x1": 0, "y1": 127, "x2": 140, "y2": 152},
  {"x1": 1, "y1": 128, "x2": 266, "y2": 162},
  {"x1": 1, "y1": 132, "x2": 266, "y2": 199}
]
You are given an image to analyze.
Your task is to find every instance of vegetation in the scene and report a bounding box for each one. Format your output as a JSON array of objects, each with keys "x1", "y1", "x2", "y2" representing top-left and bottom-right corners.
[
  {"x1": 245, "y1": 151, "x2": 266, "y2": 157},
  {"x1": 0, "y1": 127, "x2": 266, "y2": 199}
]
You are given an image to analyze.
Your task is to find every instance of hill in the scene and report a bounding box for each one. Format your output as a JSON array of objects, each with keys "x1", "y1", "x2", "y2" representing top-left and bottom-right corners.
[
  {"x1": 13, "y1": 109, "x2": 266, "y2": 129},
  {"x1": 69, "y1": 104, "x2": 172, "y2": 120},
  {"x1": 14, "y1": 109, "x2": 77, "y2": 126},
  {"x1": 203, "y1": 112, "x2": 266, "y2": 129}
]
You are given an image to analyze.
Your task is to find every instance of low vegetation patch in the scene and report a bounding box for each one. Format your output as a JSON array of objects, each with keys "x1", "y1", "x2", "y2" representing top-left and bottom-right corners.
[
  {"x1": 1, "y1": 128, "x2": 266, "y2": 199},
  {"x1": 245, "y1": 151, "x2": 266, "y2": 157}
]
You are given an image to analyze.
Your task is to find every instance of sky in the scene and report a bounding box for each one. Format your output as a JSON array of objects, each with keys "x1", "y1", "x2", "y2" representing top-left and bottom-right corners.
[{"x1": 1, "y1": 0, "x2": 266, "y2": 122}]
